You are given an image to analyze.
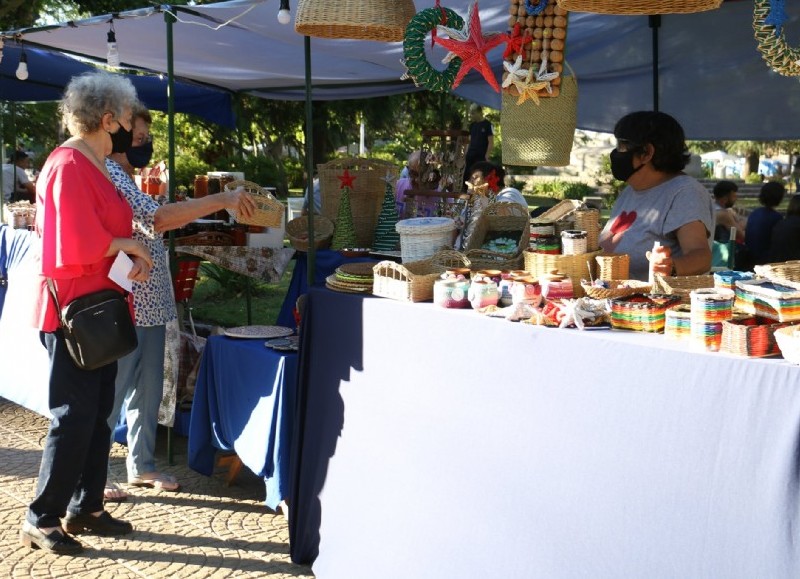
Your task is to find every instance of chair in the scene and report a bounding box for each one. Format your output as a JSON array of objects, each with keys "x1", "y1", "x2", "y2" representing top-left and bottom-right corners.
[{"x1": 711, "y1": 226, "x2": 736, "y2": 271}]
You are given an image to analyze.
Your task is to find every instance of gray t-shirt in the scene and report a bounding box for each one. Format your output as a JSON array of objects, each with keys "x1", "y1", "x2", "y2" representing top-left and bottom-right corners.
[{"x1": 598, "y1": 174, "x2": 714, "y2": 281}]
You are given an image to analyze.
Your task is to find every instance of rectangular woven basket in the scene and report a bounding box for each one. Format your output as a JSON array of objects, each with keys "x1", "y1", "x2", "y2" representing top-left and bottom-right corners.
[
  {"x1": 734, "y1": 279, "x2": 800, "y2": 322},
  {"x1": 720, "y1": 317, "x2": 790, "y2": 358},
  {"x1": 610, "y1": 294, "x2": 682, "y2": 333},
  {"x1": 524, "y1": 249, "x2": 601, "y2": 297},
  {"x1": 555, "y1": 0, "x2": 723, "y2": 14},
  {"x1": 372, "y1": 259, "x2": 446, "y2": 303},
  {"x1": 318, "y1": 157, "x2": 398, "y2": 248},
  {"x1": 653, "y1": 274, "x2": 715, "y2": 305}
]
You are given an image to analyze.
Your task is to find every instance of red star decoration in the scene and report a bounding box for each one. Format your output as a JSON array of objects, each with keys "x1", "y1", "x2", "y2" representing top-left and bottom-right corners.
[
  {"x1": 338, "y1": 169, "x2": 357, "y2": 189},
  {"x1": 485, "y1": 170, "x2": 500, "y2": 193},
  {"x1": 503, "y1": 23, "x2": 530, "y2": 60},
  {"x1": 434, "y1": 1, "x2": 508, "y2": 92}
]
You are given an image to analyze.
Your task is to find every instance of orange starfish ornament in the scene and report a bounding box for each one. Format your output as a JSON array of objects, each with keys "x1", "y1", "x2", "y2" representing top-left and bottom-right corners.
[{"x1": 434, "y1": 1, "x2": 508, "y2": 92}]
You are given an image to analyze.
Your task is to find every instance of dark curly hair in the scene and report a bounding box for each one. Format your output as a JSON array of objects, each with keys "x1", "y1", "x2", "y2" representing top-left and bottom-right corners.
[
  {"x1": 759, "y1": 181, "x2": 785, "y2": 208},
  {"x1": 613, "y1": 111, "x2": 690, "y2": 173}
]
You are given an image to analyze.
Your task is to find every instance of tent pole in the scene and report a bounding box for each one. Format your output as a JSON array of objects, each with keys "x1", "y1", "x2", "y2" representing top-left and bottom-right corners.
[
  {"x1": 649, "y1": 15, "x2": 661, "y2": 112},
  {"x1": 304, "y1": 35, "x2": 315, "y2": 287},
  {"x1": 165, "y1": 7, "x2": 177, "y2": 466}
]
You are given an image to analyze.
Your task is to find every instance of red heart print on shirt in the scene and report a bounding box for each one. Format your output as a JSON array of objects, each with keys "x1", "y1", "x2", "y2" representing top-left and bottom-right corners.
[{"x1": 610, "y1": 210, "x2": 637, "y2": 235}]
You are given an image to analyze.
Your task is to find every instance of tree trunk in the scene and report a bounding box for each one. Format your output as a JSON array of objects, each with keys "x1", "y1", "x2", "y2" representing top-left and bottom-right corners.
[{"x1": 743, "y1": 150, "x2": 759, "y2": 178}]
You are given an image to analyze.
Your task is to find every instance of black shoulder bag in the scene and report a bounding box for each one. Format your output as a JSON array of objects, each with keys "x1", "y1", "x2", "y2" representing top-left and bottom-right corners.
[{"x1": 46, "y1": 279, "x2": 138, "y2": 370}]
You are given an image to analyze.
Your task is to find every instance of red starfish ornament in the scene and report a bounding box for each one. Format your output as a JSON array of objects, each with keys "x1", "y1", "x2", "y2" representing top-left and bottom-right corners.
[
  {"x1": 434, "y1": 1, "x2": 508, "y2": 92},
  {"x1": 338, "y1": 168, "x2": 357, "y2": 189},
  {"x1": 503, "y1": 23, "x2": 530, "y2": 60}
]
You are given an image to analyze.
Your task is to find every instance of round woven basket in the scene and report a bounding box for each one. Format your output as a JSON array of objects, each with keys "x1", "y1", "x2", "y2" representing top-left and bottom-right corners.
[
  {"x1": 396, "y1": 217, "x2": 456, "y2": 263},
  {"x1": 286, "y1": 215, "x2": 335, "y2": 252},
  {"x1": 224, "y1": 180, "x2": 284, "y2": 228},
  {"x1": 774, "y1": 325, "x2": 800, "y2": 364}
]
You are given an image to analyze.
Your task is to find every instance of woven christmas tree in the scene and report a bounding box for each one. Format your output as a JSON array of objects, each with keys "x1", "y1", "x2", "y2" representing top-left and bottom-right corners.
[
  {"x1": 330, "y1": 169, "x2": 358, "y2": 250},
  {"x1": 372, "y1": 174, "x2": 400, "y2": 251}
]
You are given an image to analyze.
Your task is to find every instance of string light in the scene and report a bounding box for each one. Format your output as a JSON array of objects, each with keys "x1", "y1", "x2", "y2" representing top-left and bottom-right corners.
[
  {"x1": 107, "y1": 21, "x2": 120, "y2": 67},
  {"x1": 15, "y1": 42, "x2": 28, "y2": 81},
  {"x1": 277, "y1": 0, "x2": 291, "y2": 25}
]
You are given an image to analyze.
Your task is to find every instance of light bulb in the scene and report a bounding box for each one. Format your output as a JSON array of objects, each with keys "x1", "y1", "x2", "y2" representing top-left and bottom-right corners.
[
  {"x1": 277, "y1": 0, "x2": 290, "y2": 24},
  {"x1": 16, "y1": 52, "x2": 28, "y2": 81},
  {"x1": 107, "y1": 29, "x2": 120, "y2": 67}
]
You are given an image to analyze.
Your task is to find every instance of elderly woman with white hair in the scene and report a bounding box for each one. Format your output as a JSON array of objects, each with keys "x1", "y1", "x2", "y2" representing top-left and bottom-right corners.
[{"x1": 21, "y1": 71, "x2": 153, "y2": 555}]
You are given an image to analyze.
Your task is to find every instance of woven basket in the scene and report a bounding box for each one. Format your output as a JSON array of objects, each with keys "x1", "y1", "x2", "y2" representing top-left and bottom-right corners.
[
  {"x1": 286, "y1": 215, "x2": 335, "y2": 252},
  {"x1": 536, "y1": 199, "x2": 582, "y2": 222},
  {"x1": 428, "y1": 249, "x2": 471, "y2": 271},
  {"x1": 580, "y1": 279, "x2": 651, "y2": 300},
  {"x1": 720, "y1": 317, "x2": 790, "y2": 358},
  {"x1": 610, "y1": 294, "x2": 682, "y2": 333},
  {"x1": 466, "y1": 249, "x2": 525, "y2": 271},
  {"x1": 664, "y1": 304, "x2": 692, "y2": 340},
  {"x1": 774, "y1": 325, "x2": 800, "y2": 364},
  {"x1": 596, "y1": 253, "x2": 630, "y2": 281},
  {"x1": 500, "y1": 70, "x2": 577, "y2": 167},
  {"x1": 754, "y1": 261, "x2": 800, "y2": 288},
  {"x1": 713, "y1": 270, "x2": 756, "y2": 293},
  {"x1": 396, "y1": 217, "x2": 456, "y2": 263},
  {"x1": 294, "y1": 0, "x2": 416, "y2": 41},
  {"x1": 318, "y1": 157, "x2": 398, "y2": 248},
  {"x1": 524, "y1": 248, "x2": 601, "y2": 297},
  {"x1": 734, "y1": 278, "x2": 800, "y2": 323},
  {"x1": 465, "y1": 202, "x2": 530, "y2": 269},
  {"x1": 573, "y1": 208, "x2": 600, "y2": 252},
  {"x1": 556, "y1": 0, "x2": 722, "y2": 14},
  {"x1": 653, "y1": 274, "x2": 715, "y2": 304},
  {"x1": 372, "y1": 259, "x2": 446, "y2": 303},
  {"x1": 224, "y1": 180, "x2": 284, "y2": 228}
]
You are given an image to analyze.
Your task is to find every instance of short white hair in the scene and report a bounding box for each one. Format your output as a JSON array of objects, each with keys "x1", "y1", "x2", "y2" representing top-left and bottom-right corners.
[{"x1": 60, "y1": 72, "x2": 140, "y2": 136}]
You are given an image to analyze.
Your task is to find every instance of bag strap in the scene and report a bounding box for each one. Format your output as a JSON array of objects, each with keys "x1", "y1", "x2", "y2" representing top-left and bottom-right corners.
[{"x1": 45, "y1": 277, "x2": 66, "y2": 327}]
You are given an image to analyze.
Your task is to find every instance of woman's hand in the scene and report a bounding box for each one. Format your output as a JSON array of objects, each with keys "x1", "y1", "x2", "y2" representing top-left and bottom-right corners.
[
  {"x1": 224, "y1": 187, "x2": 256, "y2": 220},
  {"x1": 125, "y1": 239, "x2": 154, "y2": 269},
  {"x1": 647, "y1": 245, "x2": 673, "y2": 276},
  {"x1": 128, "y1": 255, "x2": 151, "y2": 282}
]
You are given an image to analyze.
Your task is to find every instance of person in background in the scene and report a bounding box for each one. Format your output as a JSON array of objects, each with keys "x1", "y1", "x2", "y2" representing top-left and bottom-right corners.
[
  {"x1": 745, "y1": 181, "x2": 785, "y2": 266},
  {"x1": 598, "y1": 111, "x2": 714, "y2": 281},
  {"x1": 104, "y1": 105, "x2": 256, "y2": 501},
  {"x1": 301, "y1": 174, "x2": 321, "y2": 215},
  {"x1": 712, "y1": 180, "x2": 745, "y2": 243},
  {"x1": 769, "y1": 194, "x2": 800, "y2": 262},
  {"x1": 2, "y1": 150, "x2": 36, "y2": 203},
  {"x1": 494, "y1": 165, "x2": 528, "y2": 209},
  {"x1": 792, "y1": 152, "x2": 800, "y2": 192},
  {"x1": 455, "y1": 160, "x2": 502, "y2": 249},
  {"x1": 395, "y1": 150, "x2": 422, "y2": 217},
  {"x1": 463, "y1": 104, "x2": 494, "y2": 187},
  {"x1": 22, "y1": 71, "x2": 153, "y2": 556}
]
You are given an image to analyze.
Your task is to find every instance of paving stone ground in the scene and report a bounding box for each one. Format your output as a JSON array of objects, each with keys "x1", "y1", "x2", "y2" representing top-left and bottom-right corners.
[{"x1": 0, "y1": 398, "x2": 315, "y2": 578}]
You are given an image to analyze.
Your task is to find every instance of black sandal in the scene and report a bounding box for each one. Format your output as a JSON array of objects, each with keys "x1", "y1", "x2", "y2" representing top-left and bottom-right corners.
[{"x1": 20, "y1": 523, "x2": 83, "y2": 555}]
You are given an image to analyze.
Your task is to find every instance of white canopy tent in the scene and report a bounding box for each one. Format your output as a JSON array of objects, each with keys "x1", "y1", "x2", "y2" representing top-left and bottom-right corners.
[{"x1": 6, "y1": 0, "x2": 800, "y2": 140}]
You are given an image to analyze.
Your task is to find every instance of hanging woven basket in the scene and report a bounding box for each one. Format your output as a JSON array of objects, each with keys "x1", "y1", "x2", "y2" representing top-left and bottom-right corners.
[
  {"x1": 295, "y1": 0, "x2": 417, "y2": 42},
  {"x1": 555, "y1": 0, "x2": 722, "y2": 15}
]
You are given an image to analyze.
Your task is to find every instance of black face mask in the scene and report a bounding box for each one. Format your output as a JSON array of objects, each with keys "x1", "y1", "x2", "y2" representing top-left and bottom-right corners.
[
  {"x1": 610, "y1": 148, "x2": 644, "y2": 182},
  {"x1": 126, "y1": 141, "x2": 153, "y2": 169},
  {"x1": 110, "y1": 124, "x2": 133, "y2": 155}
]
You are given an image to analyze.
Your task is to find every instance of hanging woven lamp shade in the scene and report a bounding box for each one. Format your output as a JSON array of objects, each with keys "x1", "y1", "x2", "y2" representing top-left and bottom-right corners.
[{"x1": 294, "y1": 0, "x2": 417, "y2": 42}]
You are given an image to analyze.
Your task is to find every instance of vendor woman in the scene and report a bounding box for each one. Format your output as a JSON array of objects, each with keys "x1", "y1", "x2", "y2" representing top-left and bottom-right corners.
[{"x1": 598, "y1": 111, "x2": 714, "y2": 281}]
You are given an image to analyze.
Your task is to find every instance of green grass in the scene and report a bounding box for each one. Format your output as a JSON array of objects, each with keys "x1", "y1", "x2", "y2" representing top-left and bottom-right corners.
[{"x1": 189, "y1": 260, "x2": 295, "y2": 327}]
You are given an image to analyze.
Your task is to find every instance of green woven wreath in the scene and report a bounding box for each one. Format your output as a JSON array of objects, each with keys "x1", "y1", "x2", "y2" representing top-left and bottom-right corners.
[
  {"x1": 754, "y1": 0, "x2": 800, "y2": 77},
  {"x1": 403, "y1": 7, "x2": 464, "y2": 93}
]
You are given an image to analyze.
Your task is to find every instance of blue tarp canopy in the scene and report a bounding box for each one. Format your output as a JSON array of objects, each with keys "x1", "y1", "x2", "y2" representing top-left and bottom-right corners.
[
  {"x1": 0, "y1": 44, "x2": 235, "y2": 128},
  {"x1": 5, "y1": 0, "x2": 800, "y2": 139}
]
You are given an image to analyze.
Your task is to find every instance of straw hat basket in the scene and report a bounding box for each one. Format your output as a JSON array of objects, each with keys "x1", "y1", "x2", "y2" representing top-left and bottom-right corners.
[
  {"x1": 224, "y1": 180, "x2": 284, "y2": 228},
  {"x1": 294, "y1": 0, "x2": 416, "y2": 42},
  {"x1": 774, "y1": 325, "x2": 800, "y2": 364},
  {"x1": 555, "y1": 0, "x2": 722, "y2": 14},
  {"x1": 286, "y1": 215, "x2": 335, "y2": 252},
  {"x1": 501, "y1": 66, "x2": 577, "y2": 167},
  {"x1": 465, "y1": 203, "x2": 530, "y2": 270},
  {"x1": 395, "y1": 217, "x2": 456, "y2": 263},
  {"x1": 524, "y1": 249, "x2": 602, "y2": 297},
  {"x1": 318, "y1": 157, "x2": 398, "y2": 248},
  {"x1": 596, "y1": 254, "x2": 630, "y2": 281},
  {"x1": 653, "y1": 274, "x2": 715, "y2": 304}
]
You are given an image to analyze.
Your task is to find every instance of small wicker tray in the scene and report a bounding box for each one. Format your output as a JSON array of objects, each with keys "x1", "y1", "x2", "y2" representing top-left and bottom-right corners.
[
  {"x1": 580, "y1": 279, "x2": 651, "y2": 300},
  {"x1": 754, "y1": 261, "x2": 800, "y2": 289},
  {"x1": 225, "y1": 180, "x2": 284, "y2": 228},
  {"x1": 372, "y1": 259, "x2": 446, "y2": 302},
  {"x1": 653, "y1": 274, "x2": 715, "y2": 304}
]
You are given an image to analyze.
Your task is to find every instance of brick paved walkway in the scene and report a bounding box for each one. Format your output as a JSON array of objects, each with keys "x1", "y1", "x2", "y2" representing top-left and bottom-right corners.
[{"x1": 0, "y1": 398, "x2": 315, "y2": 578}]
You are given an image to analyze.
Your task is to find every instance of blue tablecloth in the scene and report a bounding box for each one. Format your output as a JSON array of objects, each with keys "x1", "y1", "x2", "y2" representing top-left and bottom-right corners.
[
  {"x1": 188, "y1": 335, "x2": 298, "y2": 510},
  {"x1": 276, "y1": 250, "x2": 378, "y2": 328},
  {"x1": 290, "y1": 287, "x2": 800, "y2": 577}
]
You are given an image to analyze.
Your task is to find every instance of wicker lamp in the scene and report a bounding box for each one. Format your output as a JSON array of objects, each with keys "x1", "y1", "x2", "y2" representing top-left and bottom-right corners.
[{"x1": 294, "y1": 0, "x2": 417, "y2": 42}]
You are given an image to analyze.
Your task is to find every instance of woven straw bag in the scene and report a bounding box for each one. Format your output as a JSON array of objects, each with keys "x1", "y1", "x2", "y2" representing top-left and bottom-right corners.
[
  {"x1": 501, "y1": 68, "x2": 577, "y2": 167},
  {"x1": 318, "y1": 157, "x2": 398, "y2": 248},
  {"x1": 295, "y1": 0, "x2": 416, "y2": 42},
  {"x1": 556, "y1": 0, "x2": 722, "y2": 14},
  {"x1": 224, "y1": 180, "x2": 284, "y2": 228}
]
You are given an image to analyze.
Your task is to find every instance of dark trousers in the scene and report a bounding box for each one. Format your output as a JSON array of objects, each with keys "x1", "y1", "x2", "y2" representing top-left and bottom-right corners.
[{"x1": 26, "y1": 330, "x2": 116, "y2": 528}]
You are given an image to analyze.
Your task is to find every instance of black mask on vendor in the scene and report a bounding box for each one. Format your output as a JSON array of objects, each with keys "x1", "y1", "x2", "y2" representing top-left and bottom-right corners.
[
  {"x1": 610, "y1": 149, "x2": 645, "y2": 182},
  {"x1": 110, "y1": 124, "x2": 134, "y2": 155},
  {"x1": 126, "y1": 141, "x2": 154, "y2": 169}
]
